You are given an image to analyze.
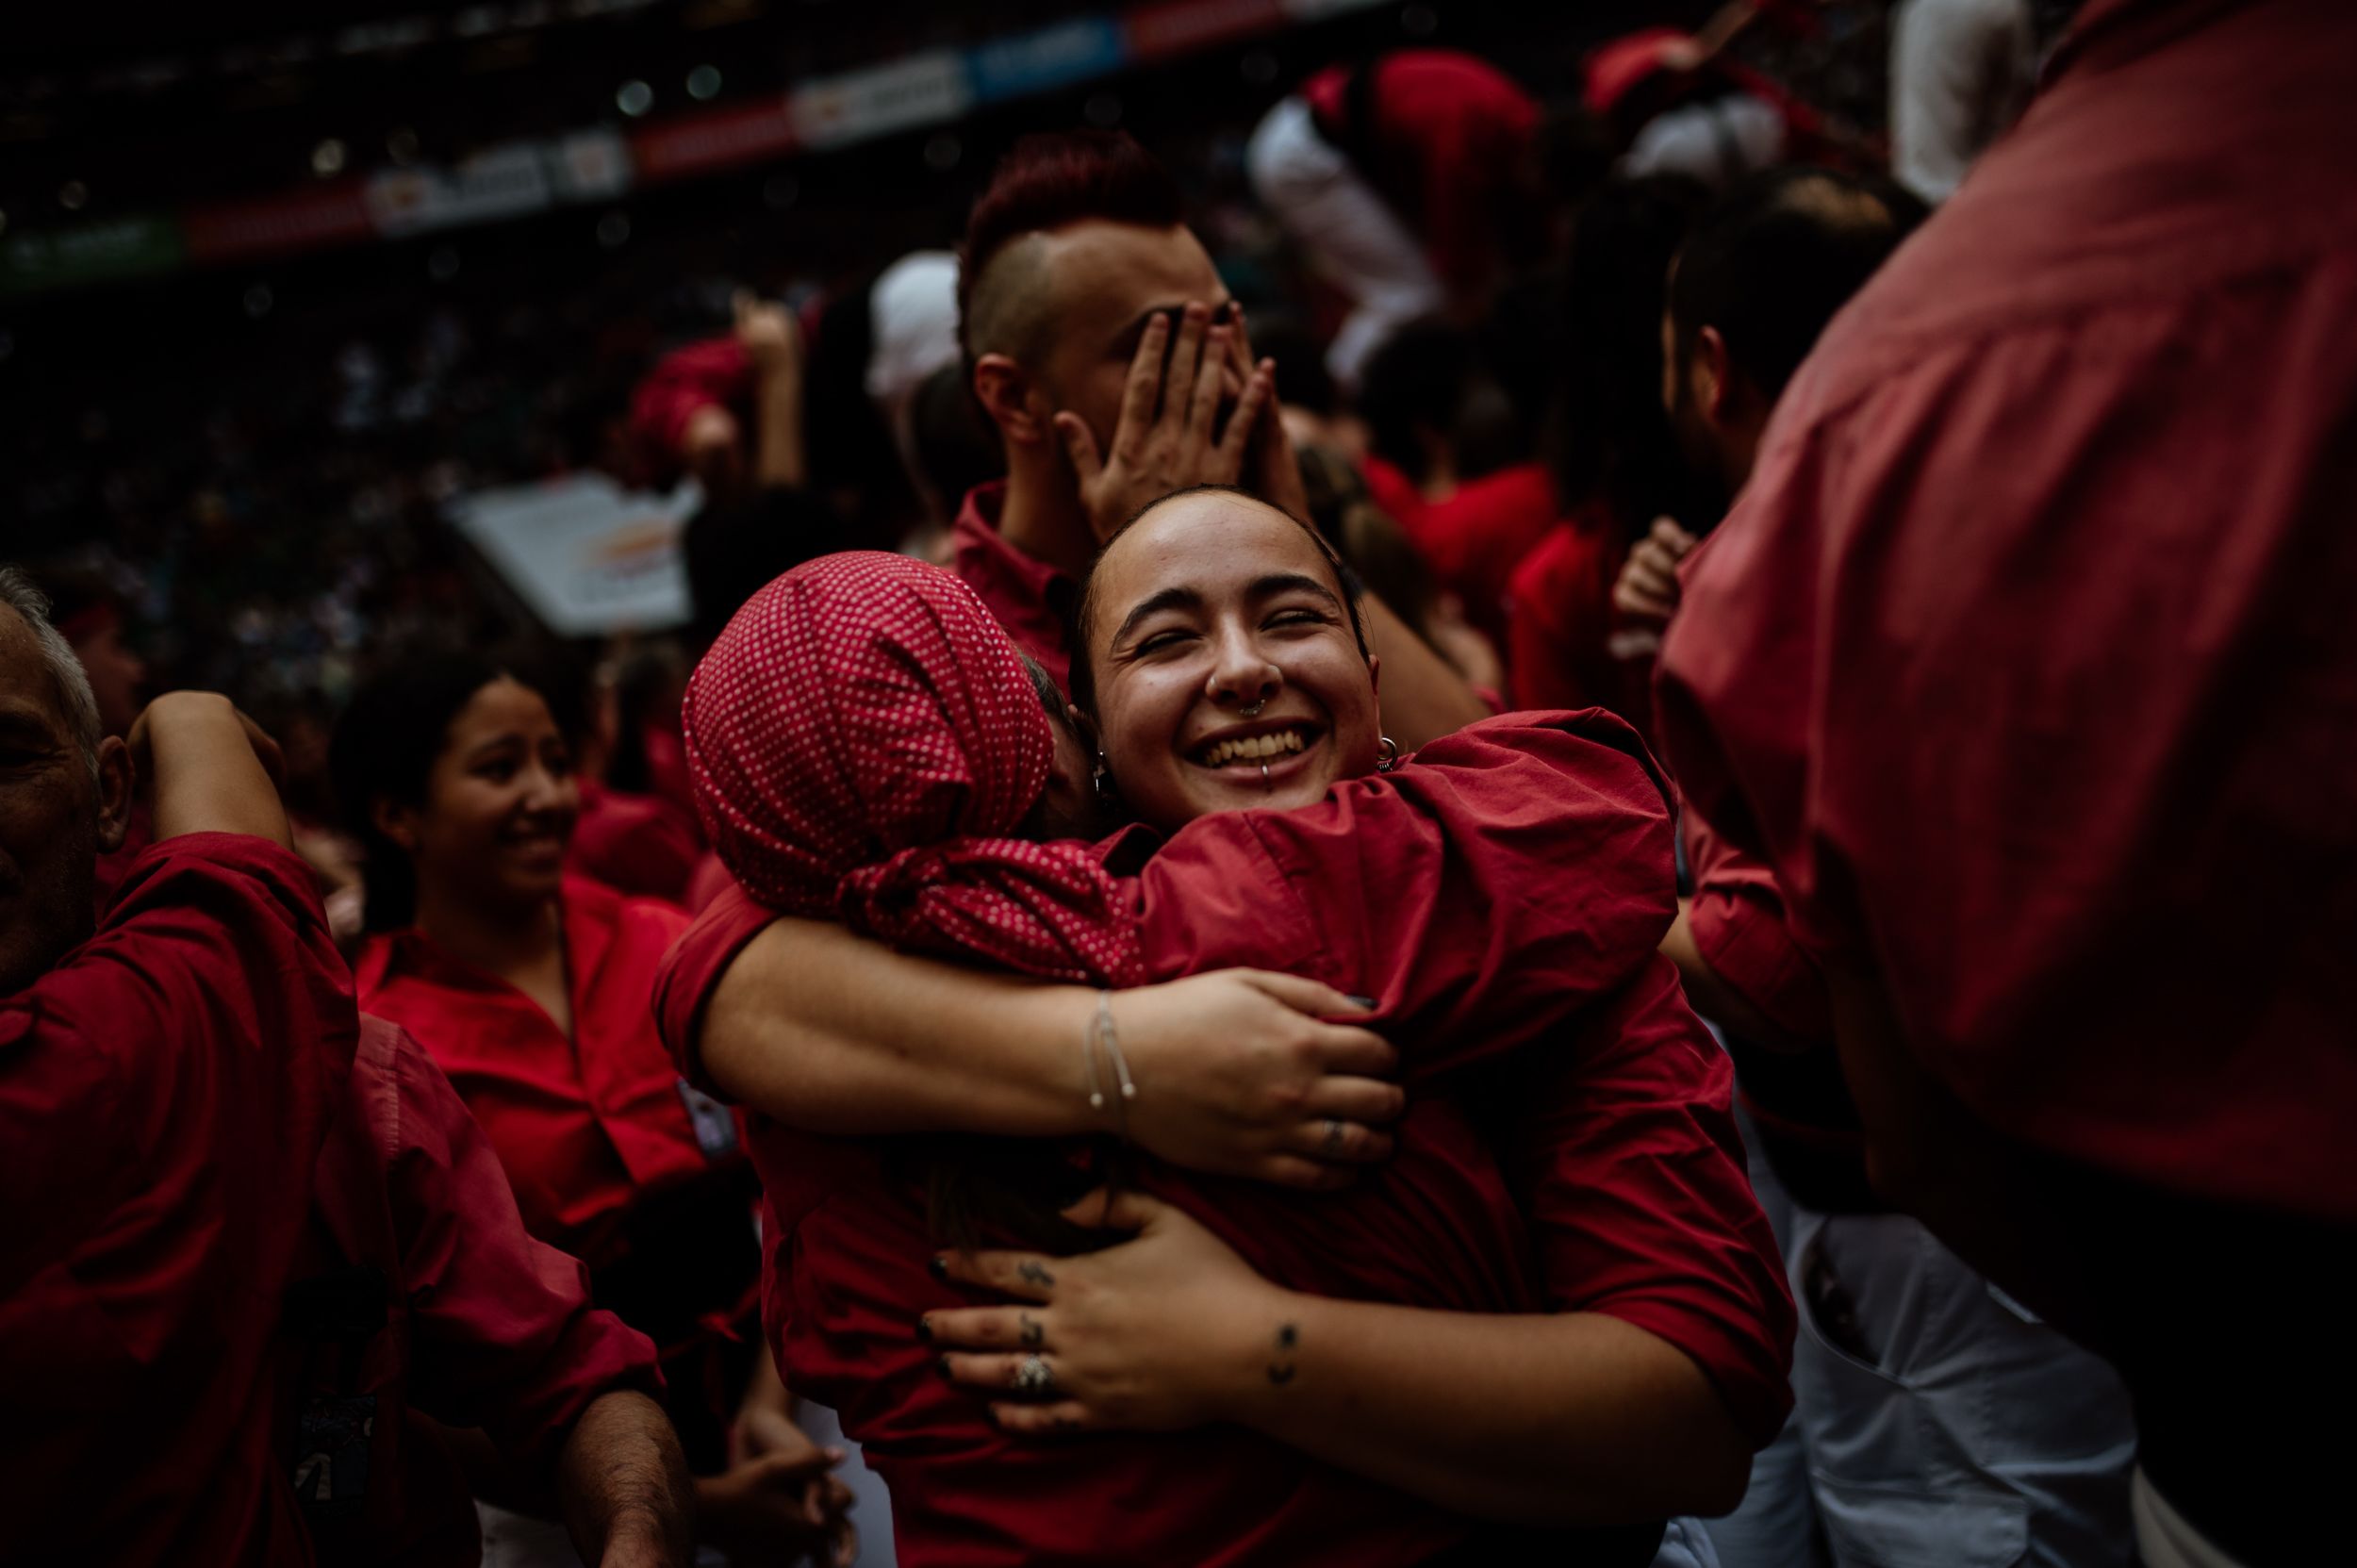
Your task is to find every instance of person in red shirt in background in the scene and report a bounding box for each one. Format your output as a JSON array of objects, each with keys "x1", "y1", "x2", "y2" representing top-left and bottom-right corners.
[
  {"x1": 41, "y1": 567, "x2": 156, "y2": 906},
  {"x1": 287, "y1": 1014, "x2": 710, "y2": 1568},
  {"x1": 330, "y1": 652, "x2": 855, "y2": 1564},
  {"x1": 1635, "y1": 166, "x2": 2139, "y2": 1568},
  {"x1": 518, "y1": 647, "x2": 704, "y2": 908},
  {"x1": 1656, "y1": 2, "x2": 2357, "y2": 1560},
  {"x1": 1354, "y1": 315, "x2": 1558, "y2": 655},
  {"x1": 1507, "y1": 175, "x2": 1708, "y2": 728},
  {"x1": 951, "y1": 129, "x2": 1485, "y2": 749},
  {"x1": 1245, "y1": 51, "x2": 1567, "y2": 388},
  {"x1": 0, "y1": 569, "x2": 652, "y2": 1568}
]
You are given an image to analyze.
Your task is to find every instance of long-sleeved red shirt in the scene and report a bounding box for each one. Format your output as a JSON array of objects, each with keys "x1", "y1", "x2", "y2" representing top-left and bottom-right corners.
[
  {"x1": 1, "y1": 834, "x2": 360, "y2": 1568},
  {"x1": 1302, "y1": 51, "x2": 1541, "y2": 304},
  {"x1": 287, "y1": 1015, "x2": 665, "y2": 1568},
  {"x1": 354, "y1": 876, "x2": 758, "y2": 1469},
  {"x1": 1656, "y1": 0, "x2": 2357, "y2": 1225},
  {"x1": 655, "y1": 713, "x2": 1792, "y2": 1565},
  {"x1": 354, "y1": 877, "x2": 714, "y2": 1264}
]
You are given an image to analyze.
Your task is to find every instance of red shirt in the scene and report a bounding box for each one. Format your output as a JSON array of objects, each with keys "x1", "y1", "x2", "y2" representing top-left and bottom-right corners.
[
  {"x1": 1656, "y1": 0, "x2": 2357, "y2": 1222},
  {"x1": 657, "y1": 715, "x2": 1791, "y2": 1563},
  {"x1": 1, "y1": 834, "x2": 359, "y2": 1568},
  {"x1": 1363, "y1": 456, "x2": 1559, "y2": 648},
  {"x1": 354, "y1": 877, "x2": 713, "y2": 1265},
  {"x1": 949, "y1": 479, "x2": 1079, "y2": 693},
  {"x1": 571, "y1": 778, "x2": 702, "y2": 906},
  {"x1": 629, "y1": 337, "x2": 751, "y2": 473},
  {"x1": 1682, "y1": 803, "x2": 1830, "y2": 1048},
  {"x1": 1302, "y1": 51, "x2": 1541, "y2": 301},
  {"x1": 288, "y1": 1016, "x2": 664, "y2": 1568},
  {"x1": 1506, "y1": 507, "x2": 1652, "y2": 731}
]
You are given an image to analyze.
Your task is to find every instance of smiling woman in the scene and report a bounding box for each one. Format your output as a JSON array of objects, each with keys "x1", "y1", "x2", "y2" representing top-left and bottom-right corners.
[
  {"x1": 328, "y1": 652, "x2": 856, "y2": 1561},
  {"x1": 1068, "y1": 485, "x2": 1382, "y2": 831}
]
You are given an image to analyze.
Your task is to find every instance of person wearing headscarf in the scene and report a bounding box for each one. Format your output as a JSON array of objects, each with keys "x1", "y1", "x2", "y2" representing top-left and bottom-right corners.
[{"x1": 654, "y1": 534, "x2": 1789, "y2": 1564}]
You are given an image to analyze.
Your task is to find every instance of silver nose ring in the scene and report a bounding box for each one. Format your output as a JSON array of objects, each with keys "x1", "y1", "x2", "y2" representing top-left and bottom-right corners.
[{"x1": 1239, "y1": 699, "x2": 1267, "y2": 718}]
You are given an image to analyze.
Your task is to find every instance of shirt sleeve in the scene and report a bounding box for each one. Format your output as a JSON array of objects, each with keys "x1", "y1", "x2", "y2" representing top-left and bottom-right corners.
[
  {"x1": 1681, "y1": 806, "x2": 1832, "y2": 1045},
  {"x1": 1495, "y1": 957, "x2": 1797, "y2": 1445},
  {"x1": 1133, "y1": 712, "x2": 1677, "y2": 1084},
  {"x1": 384, "y1": 1027, "x2": 665, "y2": 1469},
  {"x1": 651, "y1": 883, "x2": 778, "y2": 1097},
  {"x1": 0, "y1": 832, "x2": 354, "y2": 1296}
]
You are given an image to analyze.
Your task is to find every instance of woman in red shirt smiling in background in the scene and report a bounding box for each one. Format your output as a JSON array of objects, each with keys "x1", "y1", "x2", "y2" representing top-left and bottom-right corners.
[{"x1": 330, "y1": 652, "x2": 854, "y2": 1565}]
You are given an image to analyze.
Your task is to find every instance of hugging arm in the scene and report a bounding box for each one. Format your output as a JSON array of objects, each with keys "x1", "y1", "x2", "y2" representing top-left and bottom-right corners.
[
  {"x1": 929, "y1": 1191, "x2": 1751, "y2": 1527},
  {"x1": 928, "y1": 960, "x2": 1789, "y2": 1527},
  {"x1": 683, "y1": 907, "x2": 1406, "y2": 1189}
]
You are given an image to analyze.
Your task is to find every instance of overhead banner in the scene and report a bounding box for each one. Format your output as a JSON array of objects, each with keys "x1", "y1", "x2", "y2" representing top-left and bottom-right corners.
[
  {"x1": 791, "y1": 52, "x2": 974, "y2": 150},
  {"x1": 367, "y1": 142, "x2": 554, "y2": 238},
  {"x1": 967, "y1": 17, "x2": 1129, "y2": 103},
  {"x1": 1, "y1": 215, "x2": 185, "y2": 293},
  {"x1": 181, "y1": 183, "x2": 375, "y2": 265},
  {"x1": 629, "y1": 96, "x2": 799, "y2": 185},
  {"x1": 446, "y1": 473, "x2": 698, "y2": 636}
]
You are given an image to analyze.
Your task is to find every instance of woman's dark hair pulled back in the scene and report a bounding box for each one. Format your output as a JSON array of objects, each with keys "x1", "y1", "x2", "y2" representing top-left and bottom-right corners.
[{"x1": 330, "y1": 648, "x2": 512, "y2": 933}]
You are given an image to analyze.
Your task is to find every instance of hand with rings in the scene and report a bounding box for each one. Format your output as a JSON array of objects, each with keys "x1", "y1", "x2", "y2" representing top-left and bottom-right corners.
[{"x1": 920, "y1": 1188, "x2": 1293, "y2": 1436}]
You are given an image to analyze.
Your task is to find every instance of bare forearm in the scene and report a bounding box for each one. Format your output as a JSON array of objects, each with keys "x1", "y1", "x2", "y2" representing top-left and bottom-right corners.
[
  {"x1": 752, "y1": 366, "x2": 807, "y2": 489},
  {"x1": 141, "y1": 694, "x2": 291, "y2": 848},
  {"x1": 703, "y1": 916, "x2": 1096, "y2": 1136},
  {"x1": 559, "y1": 1392, "x2": 693, "y2": 1568},
  {"x1": 1359, "y1": 592, "x2": 1491, "y2": 751},
  {"x1": 1223, "y1": 1294, "x2": 1752, "y2": 1525}
]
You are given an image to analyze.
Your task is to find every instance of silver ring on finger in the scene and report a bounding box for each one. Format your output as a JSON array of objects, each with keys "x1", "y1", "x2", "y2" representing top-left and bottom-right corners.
[
  {"x1": 1014, "y1": 1353, "x2": 1058, "y2": 1399},
  {"x1": 1321, "y1": 1116, "x2": 1347, "y2": 1156}
]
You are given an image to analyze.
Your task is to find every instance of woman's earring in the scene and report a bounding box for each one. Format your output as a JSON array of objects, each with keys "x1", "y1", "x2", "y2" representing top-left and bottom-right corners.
[
  {"x1": 1093, "y1": 753, "x2": 1117, "y2": 800},
  {"x1": 1376, "y1": 736, "x2": 1400, "y2": 772}
]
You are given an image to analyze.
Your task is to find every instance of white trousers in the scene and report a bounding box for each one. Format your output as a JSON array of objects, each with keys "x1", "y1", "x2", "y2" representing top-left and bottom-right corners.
[{"x1": 1244, "y1": 94, "x2": 1445, "y2": 390}]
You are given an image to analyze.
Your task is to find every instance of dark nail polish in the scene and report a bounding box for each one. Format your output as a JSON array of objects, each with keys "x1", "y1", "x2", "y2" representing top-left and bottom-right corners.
[
  {"x1": 915, "y1": 1317, "x2": 933, "y2": 1342},
  {"x1": 929, "y1": 1253, "x2": 949, "y2": 1281},
  {"x1": 1346, "y1": 995, "x2": 1377, "y2": 1010},
  {"x1": 935, "y1": 1354, "x2": 953, "y2": 1378}
]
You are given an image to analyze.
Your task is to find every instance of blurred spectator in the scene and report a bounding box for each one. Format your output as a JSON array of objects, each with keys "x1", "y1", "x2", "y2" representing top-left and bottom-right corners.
[
  {"x1": 1247, "y1": 50, "x2": 1552, "y2": 386},
  {"x1": 1506, "y1": 174, "x2": 1708, "y2": 726},
  {"x1": 1889, "y1": 0, "x2": 2039, "y2": 202},
  {"x1": 1356, "y1": 316, "x2": 1555, "y2": 652}
]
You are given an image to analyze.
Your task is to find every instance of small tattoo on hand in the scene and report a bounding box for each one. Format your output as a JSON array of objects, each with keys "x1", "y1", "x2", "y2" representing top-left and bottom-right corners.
[
  {"x1": 1020, "y1": 1313, "x2": 1045, "y2": 1347},
  {"x1": 1017, "y1": 1261, "x2": 1056, "y2": 1288},
  {"x1": 1267, "y1": 1321, "x2": 1299, "y2": 1385}
]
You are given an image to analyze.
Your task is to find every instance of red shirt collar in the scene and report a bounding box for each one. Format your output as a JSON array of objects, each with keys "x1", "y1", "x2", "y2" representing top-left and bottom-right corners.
[{"x1": 949, "y1": 480, "x2": 1080, "y2": 694}]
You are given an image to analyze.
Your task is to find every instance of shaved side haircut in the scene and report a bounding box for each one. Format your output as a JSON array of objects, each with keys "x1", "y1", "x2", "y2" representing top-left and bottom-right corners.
[{"x1": 956, "y1": 130, "x2": 1185, "y2": 373}]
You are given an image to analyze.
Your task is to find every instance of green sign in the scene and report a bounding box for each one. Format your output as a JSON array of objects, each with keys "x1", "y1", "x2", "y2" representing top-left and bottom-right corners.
[{"x1": 2, "y1": 215, "x2": 187, "y2": 295}]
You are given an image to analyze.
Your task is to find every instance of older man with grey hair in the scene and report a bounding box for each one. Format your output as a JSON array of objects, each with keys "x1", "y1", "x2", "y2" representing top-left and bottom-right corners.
[{"x1": 0, "y1": 565, "x2": 673, "y2": 1568}]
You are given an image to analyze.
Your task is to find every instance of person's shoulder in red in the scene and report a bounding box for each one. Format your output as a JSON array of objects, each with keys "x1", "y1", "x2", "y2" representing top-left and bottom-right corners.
[
  {"x1": 2, "y1": 832, "x2": 359, "y2": 1568},
  {"x1": 570, "y1": 777, "x2": 702, "y2": 906},
  {"x1": 652, "y1": 881, "x2": 774, "y2": 1090},
  {"x1": 1489, "y1": 953, "x2": 1796, "y2": 1448},
  {"x1": 1506, "y1": 505, "x2": 1624, "y2": 713},
  {"x1": 948, "y1": 479, "x2": 1078, "y2": 692},
  {"x1": 294, "y1": 1015, "x2": 664, "y2": 1568},
  {"x1": 628, "y1": 337, "x2": 752, "y2": 478}
]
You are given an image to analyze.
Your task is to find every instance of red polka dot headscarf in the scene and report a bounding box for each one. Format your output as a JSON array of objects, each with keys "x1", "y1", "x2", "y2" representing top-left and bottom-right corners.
[{"x1": 683, "y1": 552, "x2": 1144, "y2": 985}]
